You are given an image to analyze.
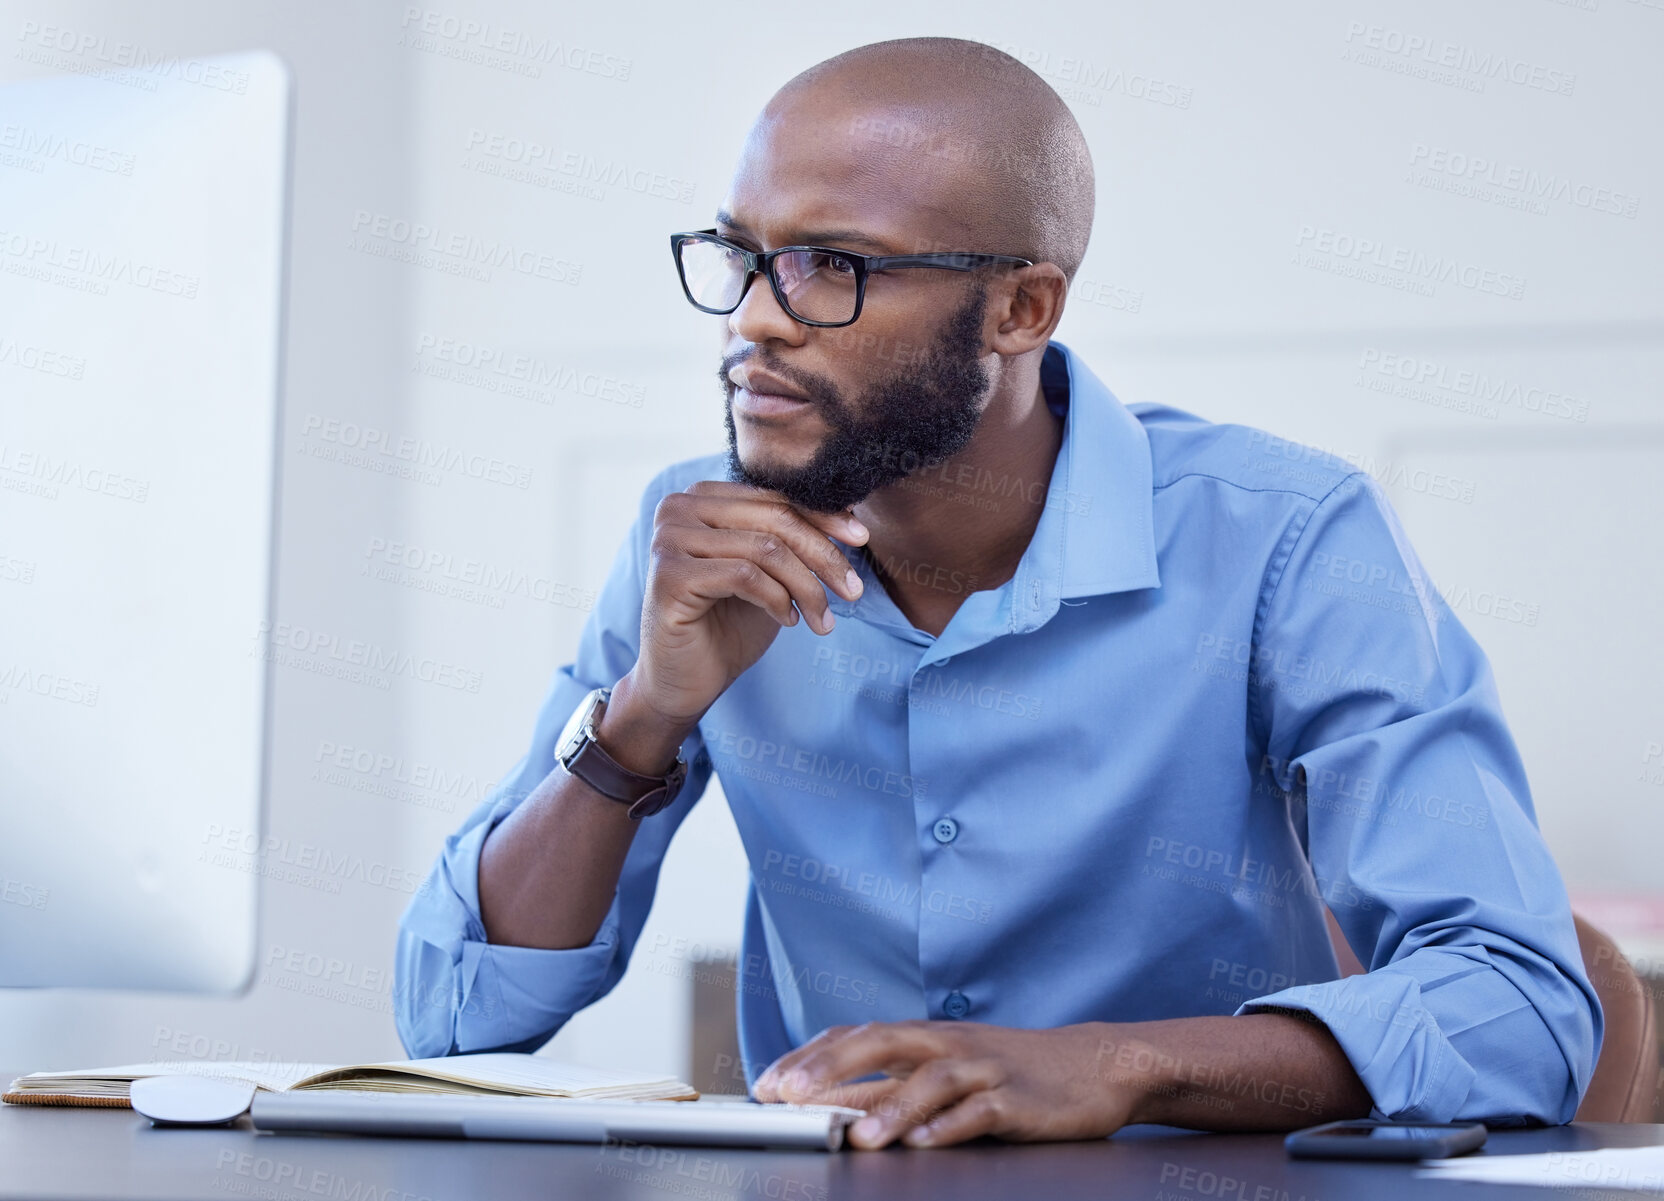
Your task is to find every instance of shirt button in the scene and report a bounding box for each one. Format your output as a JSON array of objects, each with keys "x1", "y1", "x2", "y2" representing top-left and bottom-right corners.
[
  {"x1": 943, "y1": 991, "x2": 970, "y2": 1019},
  {"x1": 937, "y1": 656, "x2": 953, "y2": 667},
  {"x1": 932, "y1": 817, "x2": 959, "y2": 844}
]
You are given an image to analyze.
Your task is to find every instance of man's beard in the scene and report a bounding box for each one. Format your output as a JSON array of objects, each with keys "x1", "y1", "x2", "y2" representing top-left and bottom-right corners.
[{"x1": 720, "y1": 284, "x2": 991, "y2": 513}]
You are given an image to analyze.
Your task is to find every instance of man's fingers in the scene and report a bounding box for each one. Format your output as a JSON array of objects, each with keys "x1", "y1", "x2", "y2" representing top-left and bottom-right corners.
[
  {"x1": 685, "y1": 480, "x2": 869, "y2": 542},
  {"x1": 674, "y1": 489, "x2": 868, "y2": 591},
  {"x1": 804, "y1": 1077, "x2": 905, "y2": 1111},
  {"x1": 689, "y1": 495, "x2": 864, "y2": 602},
  {"x1": 898, "y1": 1086, "x2": 1010, "y2": 1148},
  {"x1": 753, "y1": 1025, "x2": 863, "y2": 1101},
  {"x1": 679, "y1": 557, "x2": 798, "y2": 629},
  {"x1": 768, "y1": 1023, "x2": 940, "y2": 1105},
  {"x1": 758, "y1": 1075, "x2": 904, "y2": 1112},
  {"x1": 669, "y1": 526, "x2": 841, "y2": 634},
  {"x1": 847, "y1": 1057, "x2": 1005, "y2": 1149}
]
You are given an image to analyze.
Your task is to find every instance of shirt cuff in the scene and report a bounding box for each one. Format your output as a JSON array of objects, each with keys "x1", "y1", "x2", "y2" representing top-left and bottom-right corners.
[
  {"x1": 1234, "y1": 972, "x2": 1477, "y2": 1121},
  {"x1": 450, "y1": 918, "x2": 623, "y2": 1052},
  {"x1": 397, "y1": 792, "x2": 628, "y2": 1055}
]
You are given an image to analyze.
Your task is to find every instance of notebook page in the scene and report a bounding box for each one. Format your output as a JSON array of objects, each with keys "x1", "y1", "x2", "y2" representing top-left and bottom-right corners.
[
  {"x1": 313, "y1": 1053, "x2": 689, "y2": 1095},
  {"x1": 13, "y1": 1060, "x2": 337, "y2": 1093}
]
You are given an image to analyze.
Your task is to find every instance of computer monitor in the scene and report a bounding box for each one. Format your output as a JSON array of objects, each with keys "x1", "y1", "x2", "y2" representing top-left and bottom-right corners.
[{"x1": 0, "y1": 51, "x2": 290, "y2": 990}]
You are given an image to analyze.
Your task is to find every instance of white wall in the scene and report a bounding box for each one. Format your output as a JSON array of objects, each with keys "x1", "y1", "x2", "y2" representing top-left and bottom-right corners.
[{"x1": 1, "y1": 0, "x2": 1658, "y2": 1078}]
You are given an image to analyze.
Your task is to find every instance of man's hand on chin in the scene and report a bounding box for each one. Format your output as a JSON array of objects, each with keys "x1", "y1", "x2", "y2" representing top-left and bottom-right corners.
[{"x1": 750, "y1": 1020, "x2": 1137, "y2": 1149}]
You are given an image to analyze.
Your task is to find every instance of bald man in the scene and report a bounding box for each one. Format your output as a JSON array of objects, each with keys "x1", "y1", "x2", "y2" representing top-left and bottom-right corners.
[{"x1": 397, "y1": 38, "x2": 1600, "y2": 1148}]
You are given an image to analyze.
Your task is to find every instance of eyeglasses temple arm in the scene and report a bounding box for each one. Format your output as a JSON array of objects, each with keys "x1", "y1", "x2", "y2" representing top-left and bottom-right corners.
[{"x1": 866, "y1": 253, "x2": 1035, "y2": 272}]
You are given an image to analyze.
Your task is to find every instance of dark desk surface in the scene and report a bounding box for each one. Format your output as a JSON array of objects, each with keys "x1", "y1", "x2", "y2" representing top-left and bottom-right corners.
[{"x1": 3, "y1": 1086, "x2": 1661, "y2": 1201}]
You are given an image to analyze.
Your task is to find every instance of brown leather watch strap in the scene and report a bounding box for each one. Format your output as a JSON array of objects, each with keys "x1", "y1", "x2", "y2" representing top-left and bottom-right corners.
[
  {"x1": 561, "y1": 690, "x2": 688, "y2": 819},
  {"x1": 568, "y1": 737, "x2": 688, "y2": 818}
]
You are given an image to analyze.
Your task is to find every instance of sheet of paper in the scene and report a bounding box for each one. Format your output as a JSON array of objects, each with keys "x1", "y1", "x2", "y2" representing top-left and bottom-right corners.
[{"x1": 1417, "y1": 1145, "x2": 1664, "y2": 1193}]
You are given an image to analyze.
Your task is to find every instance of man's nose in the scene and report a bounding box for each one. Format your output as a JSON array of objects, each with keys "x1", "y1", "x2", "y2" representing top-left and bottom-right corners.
[{"x1": 727, "y1": 269, "x2": 806, "y2": 346}]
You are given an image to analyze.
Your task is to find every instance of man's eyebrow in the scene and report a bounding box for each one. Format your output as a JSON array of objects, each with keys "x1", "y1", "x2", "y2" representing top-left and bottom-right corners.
[{"x1": 715, "y1": 209, "x2": 893, "y2": 253}]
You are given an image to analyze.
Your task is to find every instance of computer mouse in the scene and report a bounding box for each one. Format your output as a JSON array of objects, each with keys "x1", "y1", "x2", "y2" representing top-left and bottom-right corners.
[{"x1": 130, "y1": 1075, "x2": 256, "y2": 1126}]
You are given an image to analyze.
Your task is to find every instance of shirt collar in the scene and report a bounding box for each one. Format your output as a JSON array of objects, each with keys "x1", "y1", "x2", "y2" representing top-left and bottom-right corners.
[
  {"x1": 829, "y1": 338, "x2": 1160, "y2": 642},
  {"x1": 1039, "y1": 338, "x2": 1161, "y2": 602}
]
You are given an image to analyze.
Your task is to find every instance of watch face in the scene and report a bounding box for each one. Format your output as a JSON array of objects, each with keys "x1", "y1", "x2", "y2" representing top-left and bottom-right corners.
[{"x1": 555, "y1": 689, "x2": 604, "y2": 765}]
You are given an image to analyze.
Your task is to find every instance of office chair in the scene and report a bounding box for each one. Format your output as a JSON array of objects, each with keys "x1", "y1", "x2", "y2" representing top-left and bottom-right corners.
[{"x1": 1324, "y1": 909, "x2": 1661, "y2": 1122}]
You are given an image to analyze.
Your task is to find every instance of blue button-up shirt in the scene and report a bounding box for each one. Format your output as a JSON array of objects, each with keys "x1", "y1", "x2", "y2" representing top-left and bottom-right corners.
[{"x1": 396, "y1": 340, "x2": 1601, "y2": 1125}]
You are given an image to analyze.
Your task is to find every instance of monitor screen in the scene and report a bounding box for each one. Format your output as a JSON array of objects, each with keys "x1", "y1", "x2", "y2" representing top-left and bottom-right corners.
[{"x1": 0, "y1": 51, "x2": 290, "y2": 991}]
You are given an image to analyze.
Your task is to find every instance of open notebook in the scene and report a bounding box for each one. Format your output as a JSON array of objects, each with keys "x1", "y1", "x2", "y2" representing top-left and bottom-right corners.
[{"x1": 3, "y1": 1052, "x2": 699, "y2": 1108}]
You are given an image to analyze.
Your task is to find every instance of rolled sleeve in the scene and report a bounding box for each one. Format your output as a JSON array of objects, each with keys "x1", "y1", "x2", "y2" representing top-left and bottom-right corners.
[
  {"x1": 394, "y1": 464, "x2": 715, "y2": 1059},
  {"x1": 1233, "y1": 473, "x2": 1602, "y2": 1125}
]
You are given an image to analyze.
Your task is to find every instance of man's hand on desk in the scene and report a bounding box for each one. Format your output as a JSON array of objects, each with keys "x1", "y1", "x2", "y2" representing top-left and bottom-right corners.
[
  {"x1": 754, "y1": 1020, "x2": 1135, "y2": 1148},
  {"x1": 751, "y1": 1013, "x2": 1373, "y2": 1149}
]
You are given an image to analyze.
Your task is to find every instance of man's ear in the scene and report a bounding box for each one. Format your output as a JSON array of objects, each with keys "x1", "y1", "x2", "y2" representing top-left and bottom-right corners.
[{"x1": 988, "y1": 263, "x2": 1069, "y2": 357}]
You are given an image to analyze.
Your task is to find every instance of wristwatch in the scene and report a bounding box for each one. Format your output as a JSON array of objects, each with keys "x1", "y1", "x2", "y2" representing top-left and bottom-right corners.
[{"x1": 554, "y1": 686, "x2": 688, "y2": 819}]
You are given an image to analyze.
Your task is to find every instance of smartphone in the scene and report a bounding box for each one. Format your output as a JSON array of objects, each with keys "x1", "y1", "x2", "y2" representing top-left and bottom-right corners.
[{"x1": 1284, "y1": 1119, "x2": 1487, "y2": 1160}]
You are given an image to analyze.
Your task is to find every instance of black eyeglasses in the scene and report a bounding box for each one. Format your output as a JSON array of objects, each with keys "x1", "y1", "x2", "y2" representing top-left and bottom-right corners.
[{"x1": 669, "y1": 228, "x2": 1033, "y2": 328}]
